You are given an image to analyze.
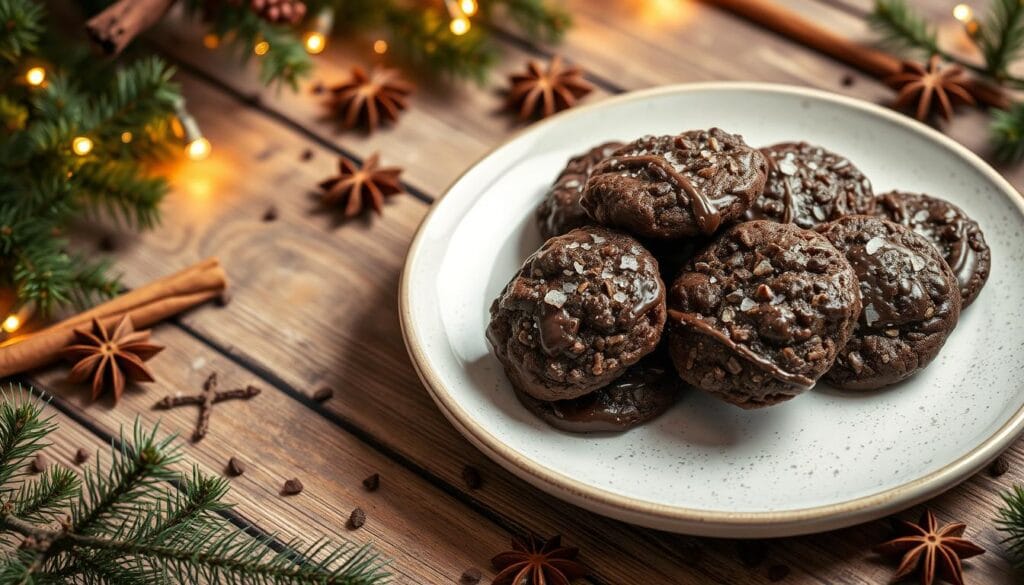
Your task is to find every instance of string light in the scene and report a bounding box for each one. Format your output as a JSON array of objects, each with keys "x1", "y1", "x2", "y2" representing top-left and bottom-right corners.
[
  {"x1": 203, "y1": 33, "x2": 220, "y2": 49},
  {"x1": 2, "y1": 304, "x2": 34, "y2": 334},
  {"x1": 174, "y1": 98, "x2": 211, "y2": 161},
  {"x1": 72, "y1": 136, "x2": 93, "y2": 156},
  {"x1": 25, "y1": 66, "x2": 45, "y2": 86},
  {"x1": 121, "y1": 131, "x2": 133, "y2": 143},
  {"x1": 253, "y1": 40, "x2": 270, "y2": 56},
  {"x1": 460, "y1": 0, "x2": 478, "y2": 16},
  {"x1": 953, "y1": 3, "x2": 979, "y2": 36},
  {"x1": 373, "y1": 39, "x2": 388, "y2": 54},
  {"x1": 303, "y1": 9, "x2": 334, "y2": 55},
  {"x1": 450, "y1": 16, "x2": 470, "y2": 35}
]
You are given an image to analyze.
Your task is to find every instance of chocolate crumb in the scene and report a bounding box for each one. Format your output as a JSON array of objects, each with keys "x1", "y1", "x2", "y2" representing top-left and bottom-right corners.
[
  {"x1": 841, "y1": 74, "x2": 855, "y2": 87},
  {"x1": 74, "y1": 448, "x2": 90, "y2": 465},
  {"x1": 460, "y1": 567, "x2": 482, "y2": 584},
  {"x1": 989, "y1": 456, "x2": 1010, "y2": 478},
  {"x1": 301, "y1": 148, "x2": 314, "y2": 161},
  {"x1": 736, "y1": 540, "x2": 767, "y2": 568},
  {"x1": 362, "y1": 473, "x2": 380, "y2": 492},
  {"x1": 347, "y1": 507, "x2": 366, "y2": 529},
  {"x1": 461, "y1": 465, "x2": 482, "y2": 490},
  {"x1": 227, "y1": 457, "x2": 247, "y2": 477},
  {"x1": 767, "y1": 564, "x2": 790, "y2": 582},
  {"x1": 281, "y1": 478, "x2": 303, "y2": 495},
  {"x1": 262, "y1": 206, "x2": 278, "y2": 222},
  {"x1": 216, "y1": 289, "x2": 233, "y2": 307},
  {"x1": 30, "y1": 454, "x2": 48, "y2": 473},
  {"x1": 312, "y1": 386, "x2": 334, "y2": 402},
  {"x1": 97, "y1": 235, "x2": 116, "y2": 252}
]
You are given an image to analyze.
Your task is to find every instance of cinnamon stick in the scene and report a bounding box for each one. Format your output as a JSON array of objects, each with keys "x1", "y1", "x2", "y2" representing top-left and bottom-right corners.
[
  {"x1": 0, "y1": 258, "x2": 227, "y2": 378},
  {"x1": 86, "y1": 0, "x2": 177, "y2": 55}
]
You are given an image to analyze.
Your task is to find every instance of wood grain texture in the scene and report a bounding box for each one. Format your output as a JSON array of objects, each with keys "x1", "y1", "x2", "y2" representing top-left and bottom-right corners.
[{"x1": 21, "y1": 0, "x2": 1024, "y2": 583}]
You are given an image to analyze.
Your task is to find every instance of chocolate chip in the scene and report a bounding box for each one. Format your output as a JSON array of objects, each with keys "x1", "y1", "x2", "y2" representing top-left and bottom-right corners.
[
  {"x1": 30, "y1": 454, "x2": 48, "y2": 473},
  {"x1": 461, "y1": 465, "x2": 482, "y2": 490},
  {"x1": 301, "y1": 148, "x2": 314, "y2": 161},
  {"x1": 362, "y1": 473, "x2": 380, "y2": 492},
  {"x1": 227, "y1": 457, "x2": 247, "y2": 477},
  {"x1": 312, "y1": 387, "x2": 334, "y2": 402},
  {"x1": 347, "y1": 507, "x2": 366, "y2": 529},
  {"x1": 281, "y1": 478, "x2": 303, "y2": 495},
  {"x1": 262, "y1": 206, "x2": 278, "y2": 222},
  {"x1": 767, "y1": 564, "x2": 790, "y2": 582},
  {"x1": 74, "y1": 448, "x2": 90, "y2": 465},
  {"x1": 736, "y1": 540, "x2": 766, "y2": 568},
  {"x1": 459, "y1": 567, "x2": 482, "y2": 584},
  {"x1": 989, "y1": 456, "x2": 1010, "y2": 478}
]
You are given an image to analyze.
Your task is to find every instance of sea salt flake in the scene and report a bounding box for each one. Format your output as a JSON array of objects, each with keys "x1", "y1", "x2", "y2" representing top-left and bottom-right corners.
[
  {"x1": 544, "y1": 290, "x2": 567, "y2": 308},
  {"x1": 721, "y1": 308, "x2": 735, "y2": 322},
  {"x1": 573, "y1": 262, "x2": 584, "y2": 274},
  {"x1": 564, "y1": 179, "x2": 581, "y2": 189},
  {"x1": 863, "y1": 303, "x2": 880, "y2": 325},
  {"x1": 620, "y1": 255, "x2": 639, "y2": 271},
  {"x1": 778, "y1": 159, "x2": 798, "y2": 175},
  {"x1": 910, "y1": 255, "x2": 926, "y2": 271},
  {"x1": 865, "y1": 236, "x2": 885, "y2": 255},
  {"x1": 581, "y1": 243, "x2": 592, "y2": 250},
  {"x1": 709, "y1": 276, "x2": 717, "y2": 284},
  {"x1": 591, "y1": 234, "x2": 606, "y2": 244},
  {"x1": 740, "y1": 297, "x2": 756, "y2": 311},
  {"x1": 562, "y1": 282, "x2": 577, "y2": 293},
  {"x1": 914, "y1": 210, "x2": 930, "y2": 222},
  {"x1": 613, "y1": 291, "x2": 628, "y2": 303}
]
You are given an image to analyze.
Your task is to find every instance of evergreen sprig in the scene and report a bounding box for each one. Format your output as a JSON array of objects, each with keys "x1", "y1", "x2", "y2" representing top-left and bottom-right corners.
[
  {"x1": 869, "y1": 0, "x2": 939, "y2": 55},
  {"x1": 0, "y1": 386, "x2": 391, "y2": 584},
  {"x1": 996, "y1": 485, "x2": 1024, "y2": 567},
  {"x1": 980, "y1": 0, "x2": 1024, "y2": 80}
]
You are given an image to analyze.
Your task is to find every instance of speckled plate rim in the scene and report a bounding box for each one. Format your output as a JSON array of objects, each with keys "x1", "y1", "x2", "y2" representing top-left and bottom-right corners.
[{"x1": 399, "y1": 82, "x2": 1024, "y2": 537}]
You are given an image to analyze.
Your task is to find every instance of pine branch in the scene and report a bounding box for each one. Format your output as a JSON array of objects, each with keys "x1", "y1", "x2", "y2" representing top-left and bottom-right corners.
[
  {"x1": 990, "y1": 102, "x2": 1024, "y2": 161},
  {"x1": 0, "y1": 0, "x2": 44, "y2": 63},
  {"x1": 73, "y1": 160, "x2": 166, "y2": 230},
  {"x1": 997, "y1": 485, "x2": 1024, "y2": 567},
  {"x1": 488, "y1": 0, "x2": 571, "y2": 42},
  {"x1": 980, "y1": 0, "x2": 1024, "y2": 79},
  {"x1": 11, "y1": 466, "x2": 79, "y2": 525},
  {"x1": 0, "y1": 388, "x2": 55, "y2": 492},
  {"x1": 868, "y1": 0, "x2": 939, "y2": 55}
]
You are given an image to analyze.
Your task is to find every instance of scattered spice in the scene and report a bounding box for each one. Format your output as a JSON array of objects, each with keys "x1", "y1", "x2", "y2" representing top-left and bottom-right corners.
[
  {"x1": 153, "y1": 373, "x2": 261, "y2": 442},
  {"x1": 736, "y1": 540, "x2": 767, "y2": 568},
  {"x1": 262, "y1": 205, "x2": 278, "y2": 222},
  {"x1": 841, "y1": 73, "x2": 855, "y2": 87},
  {"x1": 874, "y1": 509, "x2": 985, "y2": 585},
  {"x1": 459, "y1": 567, "x2": 482, "y2": 585},
  {"x1": 362, "y1": 473, "x2": 380, "y2": 492},
  {"x1": 989, "y1": 455, "x2": 1010, "y2": 478},
  {"x1": 30, "y1": 453, "x2": 48, "y2": 473},
  {"x1": 227, "y1": 456, "x2": 247, "y2": 477},
  {"x1": 74, "y1": 448, "x2": 90, "y2": 465},
  {"x1": 310, "y1": 81, "x2": 325, "y2": 95},
  {"x1": 347, "y1": 507, "x2": 366, "y2": 529},
  {"x1": 216, "y1": 289, "x2": 233, "y2": 307},
  {"x1": 301, "y1": 148, "x2": 314, "y2": 161},
  {"x1": 886, "y1": 55, "x2": 976, "y2": 121},
  {"x1": 318, "y1": 153, "x2": 404, "y2": 219},
  {"x1": 491, "y1": 534, "x2": 588, "y2": 585},
  {"x1": 767, "y1": 564, "x2": 790, "y2": 582},
  {"x1": 312, "y1": 386, "x2": 334, "y2": 402},
  {"x1": 97, "y1": 234, "x2": 116, "y2": 252},
  {"x1": 462, "y1": 465, "x2": 482, "y2": 490},
  {"x1": 326, "y1": 66, "x2": 413, "y2": 133},
  {"x1": 61, "y1": 315, "x2": 164, "y2": 403},
  {"x1": 506, "y1": 56, "x2": 594, "y2": 121},
  {"x1": 282, "y1": 478, "x2": 304, "y2": 495}
]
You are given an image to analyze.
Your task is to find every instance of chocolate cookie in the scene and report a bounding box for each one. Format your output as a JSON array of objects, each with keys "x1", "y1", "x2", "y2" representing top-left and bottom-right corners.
[
  {"x1": 581, "y1": 129, "x2": 768, "y2": 238},
  {"x1": 536, "y1": 141, "x2": 624, "y2": 239},
  {"x1": 487, "y1": 227, "x2": 667, "y2": 402},
  {"x1": 666, "y1": 221, "x2": 861, "y2": 408},
  {"x1": 818, "y1": 215, "x2": 962, "y2": 390},
  {"x1": 514, "y1": 350, "x2": 683, "y2": 433},
  {"x1": 874, "y1": 191, "x2": 990, "y2": 307},
  {"x1": 747, "y1": 142, "x2": 875, "y2": 228}
]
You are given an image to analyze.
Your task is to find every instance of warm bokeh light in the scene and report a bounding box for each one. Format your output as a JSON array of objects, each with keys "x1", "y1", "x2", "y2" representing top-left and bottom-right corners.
[
  {"x1": 203, "y1": 33, "x2": 220, "y2": 49},
  {"x1": 254, "y1": 40, "x2": 270, "y2": 56},
  {"x1": 2, "y1": 314, "x2": 20, "y2": 333},
  {"x1": 450, "y1": 16, "x2": 470, "y2": 35},
  {"x1": 25, "y1": 67, "x2": 45, "y2": 86},
  {"x1": 186, "y1": 137, "x2": 211, "y2": 161},
  {"x1": 304, "y1": 32, "x2": 326, "y2": 54},
  {"x1": 121, "y1": 131, "x2": 133, "y2": 143},
  {"x1": 373, "y1": 39, "x2": 388, "y2": 54},
  {"x1": 634, "y1": 0, "x2": 693, "y2": 27},
  {"x1": 460, "y1": 0, "x2": 478, "y2": 16},
  {"x1": 953, "y1": 3, "x2": 973, "y2": 23},
  {"x1": 72, "y1": 136, "x2": 93, "y2": 156}
]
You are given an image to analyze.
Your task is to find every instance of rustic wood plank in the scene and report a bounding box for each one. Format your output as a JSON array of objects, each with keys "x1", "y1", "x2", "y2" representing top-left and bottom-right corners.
[{"x1": 26, "y1": 325, "x2": 512, "y2": 584}]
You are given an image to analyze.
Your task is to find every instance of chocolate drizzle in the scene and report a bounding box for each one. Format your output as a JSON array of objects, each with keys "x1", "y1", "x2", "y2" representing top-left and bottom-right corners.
[
  {"x1": 668, "y1": 309, "x2": 815, "y2": 389},
  {"x1": 607, "y1": 155, "x2": 724, "y2": 235}
]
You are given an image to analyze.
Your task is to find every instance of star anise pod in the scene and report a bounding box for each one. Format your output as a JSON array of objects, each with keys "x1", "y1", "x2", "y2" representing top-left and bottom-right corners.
[
  {"x1": 507, "y1": 56, "x2": 594, "y2": 121},
  {"x1": 61, "y1": 316, "x2": 164, "y2": 402},
  {"x1": 874, "y1": 509, "x2": 985, "y2": 585},
  {"x1": 491, "y1": 534, "x2": 588, "y2": 585},
  {"x1": 327, "y1": 66, "x2": 414, "y2": 133},
  {"x1": 249, "y1": 0, "x2": 306, "y2": 24},
  {"x1": 886, "y1": 55, "x2": 977, "y2": 122},
  {"x1": 318, "y1": 153, "x2": 404, "y2": 218}
]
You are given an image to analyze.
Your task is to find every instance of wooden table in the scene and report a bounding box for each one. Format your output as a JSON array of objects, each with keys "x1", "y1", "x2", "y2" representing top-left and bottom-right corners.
[{"x1": 25, "y1": 1, "x2": 1024, "y2": 583}]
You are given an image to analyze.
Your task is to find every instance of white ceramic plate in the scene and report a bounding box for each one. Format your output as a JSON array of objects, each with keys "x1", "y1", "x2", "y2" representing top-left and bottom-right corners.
[{"x1": 400, "y1": 83, "x2": 1024, "y2": 537}]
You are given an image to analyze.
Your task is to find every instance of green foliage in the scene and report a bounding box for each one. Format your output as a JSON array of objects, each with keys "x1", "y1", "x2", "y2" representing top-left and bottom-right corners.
[
  {"x1": 980, "y1": 0, "x2": 1024, "y2": 79},
  {"x1": 0, "y1": 387, "x2": 391, "y2": 584},
  {"x1": 0, "y1": 0, "x2": 179, "y2": 315},
  {"x1": 997, "y1": 485, "x2": 1024, "y2": 566},
  {"x1": 991, "y1": 102, "x2": 1024, "y2": 161},
  {"x1": 868, "y1": 0, "x2": 938, "y2": 55}
]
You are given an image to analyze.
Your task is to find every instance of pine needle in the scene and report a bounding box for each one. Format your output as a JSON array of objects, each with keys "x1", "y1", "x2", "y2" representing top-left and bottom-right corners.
[
  {"x1": 869, "y1": 0, "x2": 939, "y2": 55},
  {"x1": 997, "y1": 485, "x2": 1024, "y2": 567},
  {"x1": 980, "y1": 0, "x2": 1024, "y2": 79}
]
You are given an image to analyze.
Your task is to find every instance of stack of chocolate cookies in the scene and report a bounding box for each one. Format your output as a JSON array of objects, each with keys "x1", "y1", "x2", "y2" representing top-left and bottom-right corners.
[{"x1": 487, "y1": 128, "x2": 991, "y2": 432}]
